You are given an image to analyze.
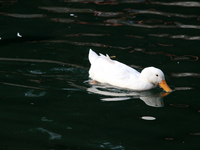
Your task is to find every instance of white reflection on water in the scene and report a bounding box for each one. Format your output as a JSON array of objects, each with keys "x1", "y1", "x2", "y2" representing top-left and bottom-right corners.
[
  {"x1": 37, "y1": 127, "x2": 62, "y2": 140},
  {"x1": 87, "y1": 83, "x2": 167, "y2": 107},
  {"x1": 101, "y1": 97, "x2": 131, "y2": 101}
]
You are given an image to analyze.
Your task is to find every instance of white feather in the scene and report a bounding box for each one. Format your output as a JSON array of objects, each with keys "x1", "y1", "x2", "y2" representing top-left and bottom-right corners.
[{"x1": 88, "y1": 49, "x2": 169, "y2": 91}]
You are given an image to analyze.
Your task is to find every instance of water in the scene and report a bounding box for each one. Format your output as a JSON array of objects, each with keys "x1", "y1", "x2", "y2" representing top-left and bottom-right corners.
[{"x1": 0, "y1": 0, "x2": 200, "y2": 149}]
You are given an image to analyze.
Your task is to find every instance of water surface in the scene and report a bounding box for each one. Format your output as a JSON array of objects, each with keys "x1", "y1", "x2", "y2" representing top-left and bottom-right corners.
[{"x1": 0, "y1": 0, "x2": 200, "y2": 149}]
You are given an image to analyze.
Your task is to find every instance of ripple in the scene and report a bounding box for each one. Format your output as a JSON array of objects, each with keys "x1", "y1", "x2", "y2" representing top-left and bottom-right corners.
[
  {"x1": 42, "y1": 40, "x2": 132, "y2": 49},
  {"x1": 52, "y1": 18, "x2": 122, "y2": 26},
  {"x1": 152, "y1": 1, "x2": 200, "y2": 7},
  {"x1": 126, "y1": 35, "x2": 144, "y2": 39},
  {"x1": 61, "y1": 0, "x2": 146, "y2": 4},
  {"x1": 170, "y1": 104, "x2": 189, "y2": 107},
  {"x1": 0, "y1": 82, "x2": 45, "y2": 90},
  {"x1": 125, "y1": 8, "x2": 199, "y2": 18},
  {"x1": 174, "y1": 87, "x2": 195, "y2": 91},
  {"x1": 174, "y1": 22, "x2": 200, "y2": 29},
  {"x1": 107, "y1": 19, "x2": 177, "y2": 28},
  {"x1": 50, "y1": 67, "x2": 76, "y2": 72},
  {"x1": 0, "y1": 0, "x2": 17, "y2": 5},
  {"x1": 119, "y1": 20, "x2": 200, "y2": 29},
  {"x1": 37, "y1": 127, "x2": 62, "y2": 140},
  {"x1": 0, "y1": 57, "x2": 85, "y2": 69},
  {"x1": 171, "y1": 35, "x2": 200, "y2": 40},
  {"x1": 62, "y1": 88, "x2": 81, "y2": 91},
  {"x1": 29, "y1": 70, "x2": 44, "y2": 75},
  {"x1": 171, "y1": 72, "x2": 200, "y2": 78},
  {"x1": 38, "y1": 6, "x2": 94, "y2": 13},
  {"x1": 94, "y1": 11, "x2": 123, "y2": 17},
  {"x1": 88, "y1": 140, "x2": 125, "y2": 150},
  {"x1": 66, "y1": 33, "x2": 110, "y2": 37},
  {"x1": 41, "y1": 117, "x2": 53, "y2": 122},
  {"x1": 149, "y1": 34, "x2": 200, "y2": 41},
  {"x1": 51, "y1": 18, "x2": 76, "y2": 23},
  {"x1": 190, "y1": 133, "x2": 200, "y2": 135},
  {"x1": 2, "y1": 13, "x2": 46, "y2": 18},
  {"x1": 25, "y1": 90, "x2": 46, "y2": 97},
  {"x1": 146, "y1": 52, "x2": 198, "y2": 61}
]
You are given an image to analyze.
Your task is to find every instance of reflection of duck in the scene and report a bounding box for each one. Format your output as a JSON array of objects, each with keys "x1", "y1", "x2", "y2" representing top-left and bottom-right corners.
[
  {"x1": 87, "y1": 84, "x2": 168, "y2": 107},
  {"x1": 89, "y1": 49, "x2": 172, "y2": 92}
]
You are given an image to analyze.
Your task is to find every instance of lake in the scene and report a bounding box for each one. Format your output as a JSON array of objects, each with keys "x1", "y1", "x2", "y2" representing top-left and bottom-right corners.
[{"x1": 0, "y1": 0, "x2": 200, "y2": 149}]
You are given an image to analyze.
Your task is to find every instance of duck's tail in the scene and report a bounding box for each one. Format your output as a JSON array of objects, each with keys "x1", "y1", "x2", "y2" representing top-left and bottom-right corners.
[{"x1": 89, "y1": 49, "x2": 99, "y2": 64}]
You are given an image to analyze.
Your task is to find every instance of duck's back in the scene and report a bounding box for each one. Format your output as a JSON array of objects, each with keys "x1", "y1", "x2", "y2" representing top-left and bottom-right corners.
[{"x1": 88, "y1": 49, "x2": 140, "y2": 88}]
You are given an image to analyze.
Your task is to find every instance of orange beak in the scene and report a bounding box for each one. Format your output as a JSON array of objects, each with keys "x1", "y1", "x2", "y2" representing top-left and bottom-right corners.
[{"x1": 158, "y1": 79, "x2": 172, "y2": 93}]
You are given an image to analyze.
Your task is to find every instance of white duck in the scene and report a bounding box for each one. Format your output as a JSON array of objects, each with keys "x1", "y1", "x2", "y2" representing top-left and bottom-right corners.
[{"x1": 88, "y1": 49, "x2": 172, "y2": 92}]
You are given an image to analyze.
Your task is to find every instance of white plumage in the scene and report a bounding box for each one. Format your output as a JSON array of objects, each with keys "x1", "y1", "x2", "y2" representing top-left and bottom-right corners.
[{"x1": 88, "y1": 49, "x2": 172, "y2": 92}]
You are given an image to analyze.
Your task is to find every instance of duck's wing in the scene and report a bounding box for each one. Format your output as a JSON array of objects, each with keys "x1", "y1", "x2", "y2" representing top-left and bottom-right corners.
[
  {"x1": 89, "y1": 51, "x2": 140, "y2": 87},
  {"x1": 108, "y1": 60, "x2": 140, "y2": 84},
  {"x1": 113, "y1": 60, "x2": 140, "y2": 76}
]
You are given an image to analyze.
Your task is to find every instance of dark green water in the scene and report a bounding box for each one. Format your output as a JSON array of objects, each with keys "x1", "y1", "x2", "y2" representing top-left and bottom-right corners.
[{"x1": 0, "y1": 0, "x2": 200, "y2": 149}]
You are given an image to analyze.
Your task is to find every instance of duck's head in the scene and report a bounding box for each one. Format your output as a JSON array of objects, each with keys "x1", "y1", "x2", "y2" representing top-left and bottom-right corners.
[{"x1": 140, "y1": 67, "x2": 172, "y2": 92}]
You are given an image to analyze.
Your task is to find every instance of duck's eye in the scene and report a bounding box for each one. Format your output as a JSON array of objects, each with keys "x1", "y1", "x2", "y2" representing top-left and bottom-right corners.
[{"x1": 156, "y1": 74, "x2": 158, "y2": 77}]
